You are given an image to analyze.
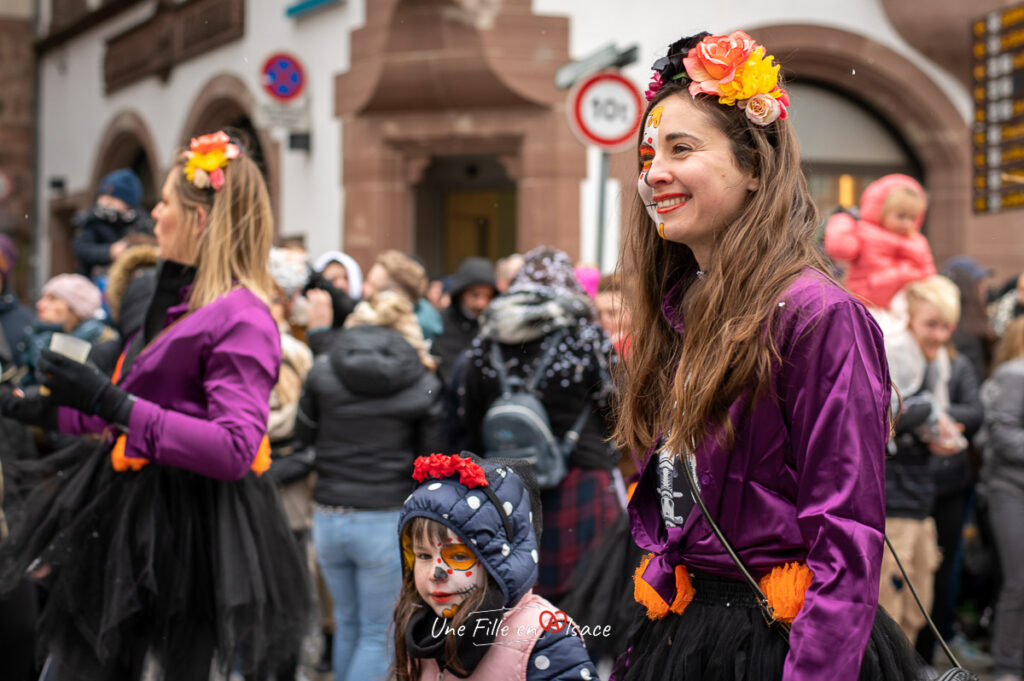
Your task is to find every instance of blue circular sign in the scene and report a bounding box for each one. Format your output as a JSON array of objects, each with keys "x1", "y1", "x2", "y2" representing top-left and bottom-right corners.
[{"x1": 262, "y1": 53, "x2": 305, "y2": 101}]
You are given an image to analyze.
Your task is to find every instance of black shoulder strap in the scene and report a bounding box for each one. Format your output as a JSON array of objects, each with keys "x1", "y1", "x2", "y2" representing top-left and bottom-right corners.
[{"x1": 489, "y1": 341, "x2": 513, "y2": 397}]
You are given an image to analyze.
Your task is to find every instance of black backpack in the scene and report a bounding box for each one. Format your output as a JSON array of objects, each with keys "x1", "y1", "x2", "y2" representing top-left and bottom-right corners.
[{"x1": 480, "y1": 329, "x2": 592, "y2": 489}]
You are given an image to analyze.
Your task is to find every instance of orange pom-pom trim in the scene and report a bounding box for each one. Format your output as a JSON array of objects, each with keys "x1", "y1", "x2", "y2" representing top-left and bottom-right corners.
[
  {"x1": 250, "y1": 436, "x2": 272, "y2": 476},
  {"x1": 110, "y1": 434, "x2": 148, "y2": 471},
  {"x1": 633, "y1": 553, "x2": 695, "y2": 619},
  {"x1": 759, "y1": 562, "x2": 813, "y2": 623},
  {"x1": 109, "y1": 433, "x2": 273, "y2": 476}
]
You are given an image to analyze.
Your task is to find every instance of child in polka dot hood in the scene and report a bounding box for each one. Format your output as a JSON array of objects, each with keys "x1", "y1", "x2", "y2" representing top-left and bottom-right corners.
[{"x1": 393, "y1": 453, "x2": 598, "y2": 681}]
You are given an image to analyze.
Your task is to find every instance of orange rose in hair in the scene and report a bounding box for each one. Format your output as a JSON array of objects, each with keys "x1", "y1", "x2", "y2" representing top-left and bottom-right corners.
[
  {"x1": 683, "y1": 30, "x2": 756, "y2": 97},
  {"x1": 190, "y1": 131, "x2": 232, "y2": 155}
]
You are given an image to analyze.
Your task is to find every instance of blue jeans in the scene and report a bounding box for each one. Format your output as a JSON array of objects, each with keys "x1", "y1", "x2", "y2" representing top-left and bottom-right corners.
[{"x1": 313, "y1": 508, "x2": 402, "y2": 681}]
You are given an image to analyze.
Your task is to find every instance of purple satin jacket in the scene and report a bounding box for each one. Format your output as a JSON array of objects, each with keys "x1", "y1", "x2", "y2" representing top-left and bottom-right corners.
[
  {"x1": 58, "y1": 287, "x2": 281, "y2": 482},
  {"x1": 631, "y1": 269, "x2": 890, "y2": 681}
]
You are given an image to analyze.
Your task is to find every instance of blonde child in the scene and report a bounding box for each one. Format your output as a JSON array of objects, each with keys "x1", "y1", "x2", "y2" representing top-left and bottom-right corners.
[
  {"x1": 393, "y1": 454, "x2": 597, "y2": 681},
  {"x1": 825, "y1": 174, "x2": 936, "y2": 313}
]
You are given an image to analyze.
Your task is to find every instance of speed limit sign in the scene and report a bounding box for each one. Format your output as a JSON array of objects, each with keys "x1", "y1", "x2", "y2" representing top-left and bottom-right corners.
[{"x1": 568, "y1": 71, "x2": 644, "y2": 151}]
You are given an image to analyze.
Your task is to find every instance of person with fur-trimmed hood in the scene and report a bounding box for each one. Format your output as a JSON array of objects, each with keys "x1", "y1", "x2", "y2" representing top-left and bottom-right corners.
[{"x1": 393, "y1": 453, "x2": 597, "y2": 681}]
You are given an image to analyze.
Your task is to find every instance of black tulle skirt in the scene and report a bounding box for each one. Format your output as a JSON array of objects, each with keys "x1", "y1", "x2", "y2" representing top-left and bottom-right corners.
[
  {"x1": 558, "y1": 510, "x2": 645, "y2": 661},
  {"x1": 611, "y1": 572, "x2": 923, "y2": 681},
  {"x1": 0, "y1": 437, "x2": 311, "y2": 680}
]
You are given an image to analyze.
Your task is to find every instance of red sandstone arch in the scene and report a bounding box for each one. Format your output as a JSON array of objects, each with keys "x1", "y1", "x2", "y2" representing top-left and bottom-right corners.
[
  {"x1": 610, "y1": 24, "x2": 970, "y2": 265},
  {"x1": 178, "y1": 72, "x2": 280, "y2": 222},
  {"x1": 91, "y1": 109, "x2": 161, "y2": 208}
]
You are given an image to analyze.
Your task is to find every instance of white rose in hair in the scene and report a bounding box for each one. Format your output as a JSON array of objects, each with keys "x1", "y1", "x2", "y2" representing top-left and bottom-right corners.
[
  {"x1": 192, "y1": 168, "x2": 211, "y2": 189},
  {"x1": 741, "y1": 93, "x2": 782, "y2": 126}
]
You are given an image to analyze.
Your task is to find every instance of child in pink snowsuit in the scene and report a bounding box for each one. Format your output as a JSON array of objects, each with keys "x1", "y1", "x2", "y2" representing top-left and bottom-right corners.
[{"x1": 825, "y1": 174, "x2": 935, "y2": 311}]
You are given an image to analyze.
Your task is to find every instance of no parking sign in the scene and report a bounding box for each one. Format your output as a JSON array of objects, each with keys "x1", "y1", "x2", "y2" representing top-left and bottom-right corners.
[{"x1": 262, "y1": 53, "x2": 305, "y2": 101}]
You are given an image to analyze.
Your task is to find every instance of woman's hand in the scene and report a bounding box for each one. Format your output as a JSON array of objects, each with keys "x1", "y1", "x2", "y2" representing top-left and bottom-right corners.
[
  {"x1": 305, "y1": 289, "x2": 334, "y2": 330},
  {"x1": 928, "y1": 413, "x2": 966, "y2": 456},
  {"x1": 0, "y1": 385, "x2": 57, "y2": 429},
  {"x1": 37, "y1": 350, "x2": 134, "y2": 426}
]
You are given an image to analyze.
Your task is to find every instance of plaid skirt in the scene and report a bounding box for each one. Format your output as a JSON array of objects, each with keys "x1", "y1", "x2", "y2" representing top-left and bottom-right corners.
[{"x1": 537, "y1": 466, "x2": 620, "y2": 599}]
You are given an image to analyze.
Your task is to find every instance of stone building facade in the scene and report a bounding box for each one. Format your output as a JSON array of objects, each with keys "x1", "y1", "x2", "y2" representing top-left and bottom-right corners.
[{"x1": 20, "y1": 0, "x2": 1024, "y2": 286}]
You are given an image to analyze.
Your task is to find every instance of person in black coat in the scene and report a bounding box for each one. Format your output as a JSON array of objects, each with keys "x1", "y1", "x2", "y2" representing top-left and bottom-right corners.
[
  {"x1": 294, "y1": 291, "x2": 446, "y2": 681},
  {"x1": 71, "y1": 169, "x2": 154, "y2": 278},
  {"x1": 459, "y1": 246, "x2": 618, "y2": 602},
  {"x1": 913, "y1": 349, "x2": 984, "y2": 664},
  {"x1": 434, "y1": 257, "x2": 496, "y2": 383},
  {"x1": 0, "y1": 235, "x2": 31, "y2": 375}
]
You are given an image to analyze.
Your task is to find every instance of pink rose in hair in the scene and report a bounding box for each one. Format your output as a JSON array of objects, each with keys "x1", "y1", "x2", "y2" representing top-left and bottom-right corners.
[
  {"x1": 209, "y1": 168, "x2": 225, "y2": 191},
  {"x1": 683, "y1": 30, "x2": 756, "y2": 98}
]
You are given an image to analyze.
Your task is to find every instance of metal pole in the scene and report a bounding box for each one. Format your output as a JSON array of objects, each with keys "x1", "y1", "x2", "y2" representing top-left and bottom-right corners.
[{"x1": 595, "y1": 150, "x2": 609, "y2": 270}]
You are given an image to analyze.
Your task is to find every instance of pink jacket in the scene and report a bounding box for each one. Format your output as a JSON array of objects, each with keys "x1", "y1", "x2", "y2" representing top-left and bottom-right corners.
[
  {"x1": 824, "y1": 174, "x2": 935, "y2": 309},
  {"x1": 416, "y1": 592, "x2": 590, "y2": 681}
]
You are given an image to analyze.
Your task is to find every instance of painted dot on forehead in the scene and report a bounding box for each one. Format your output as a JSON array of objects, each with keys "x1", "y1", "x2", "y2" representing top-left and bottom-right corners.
[
  {"x1": 437, "y1": 558, "x2": 441, "y2": 563},
  {"x1": 447, "y1": 569, "x2": 453, "y2": 574},
  {"x1": 466, "y1": 571, "x2": 473, "y2": 577}
]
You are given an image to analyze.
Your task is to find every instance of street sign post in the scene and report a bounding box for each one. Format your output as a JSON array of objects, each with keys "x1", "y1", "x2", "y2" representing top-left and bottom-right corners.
[{"x1": 566, "y1": 71, "x2": 644, "y2": 269}]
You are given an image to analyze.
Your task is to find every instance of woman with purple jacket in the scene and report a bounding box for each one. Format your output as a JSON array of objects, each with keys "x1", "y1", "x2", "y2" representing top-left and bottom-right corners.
[
  {"x1": 610, "y1": 32, "x2": 921, "y2": 681},
  {"x1": 0, "y1": 131, "x2": 309, "y2": 681}
]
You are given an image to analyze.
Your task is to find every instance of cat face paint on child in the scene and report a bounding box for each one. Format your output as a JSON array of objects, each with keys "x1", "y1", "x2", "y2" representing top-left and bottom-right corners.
[
  {"x1": 413, "y1": 532, "x2": 485, "y2": 618},
  {"x1": 638, "y1": 104, "x2": 666, "y2": 239}
]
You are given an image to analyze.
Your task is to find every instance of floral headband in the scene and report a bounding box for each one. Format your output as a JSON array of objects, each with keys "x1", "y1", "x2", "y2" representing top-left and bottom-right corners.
[
  {"x1": 183, "y1": 131, "x2": 241, "y2": 191},
  {"x1": 411, "y1": 453, "x2": 516, "y2": 540},
  {"x1": 645, "y1": 31, "x2": 790, "y2": 126},
  {"x1": 413, "y1": 453, "x2": 489, "y2": 488}
]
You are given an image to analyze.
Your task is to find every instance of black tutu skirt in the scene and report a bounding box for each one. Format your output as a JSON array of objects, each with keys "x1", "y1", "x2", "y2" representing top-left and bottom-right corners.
[
  {"x1": 611, "y1": 572, "x2": 923, "y2": 681},
  {"x1": 558, "y1": 510, "x2": 645, "y2": 661},
  {"x1": 0, "y1": 437, "x2": 311, "y2": 680}
]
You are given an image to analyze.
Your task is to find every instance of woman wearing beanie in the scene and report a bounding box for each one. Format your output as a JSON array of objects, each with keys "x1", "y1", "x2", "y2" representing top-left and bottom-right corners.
[
  {"x1": 295, "y1": 289, "x2": 447, "y2": 681},
  {"x1": 18, "y1": 273, "x2": 118, "y2": 387},
  {"x1": 0, "y1": 130, "x2": 310, "y2": 680}
]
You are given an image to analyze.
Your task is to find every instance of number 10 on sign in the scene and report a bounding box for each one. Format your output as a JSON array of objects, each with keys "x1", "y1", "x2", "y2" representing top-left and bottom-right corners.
[{"x1": 569, "y1": 71, "x2": 644, "y2": 151}]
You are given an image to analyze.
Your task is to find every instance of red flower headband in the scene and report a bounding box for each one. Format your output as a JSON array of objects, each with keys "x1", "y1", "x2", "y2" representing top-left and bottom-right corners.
[{"x1": 412, "y1": 454, "x2": 489, "y2": 489}]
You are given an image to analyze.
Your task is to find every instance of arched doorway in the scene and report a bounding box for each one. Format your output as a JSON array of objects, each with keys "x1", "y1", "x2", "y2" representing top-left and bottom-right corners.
[
  {"x1": 414, "y1": 154, "x2": 517, "y2": 278},
  {"x1": 180, "y1": 73, "x2": 279, "y2": 221},
  {"x1": 607, "y1": 25, "x2": 968, "y2": 267},
  {"x1": 46, "y1": 111, "x2": 161, "y2": 278},
  {"x1": 749, "y1": 25, "x2": 969, "y2": 264},
  {"x1": 334, "y1": 0, "x2": 585, "y2": 270},
  {"x1": 788, "y1": 81, "x2": 923, "y2": 224}
]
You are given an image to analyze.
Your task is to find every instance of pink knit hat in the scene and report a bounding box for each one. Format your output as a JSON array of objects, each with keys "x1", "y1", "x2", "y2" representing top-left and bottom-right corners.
[{"x1": 41, "y1": 273, "x2": 103, "y2": 320}]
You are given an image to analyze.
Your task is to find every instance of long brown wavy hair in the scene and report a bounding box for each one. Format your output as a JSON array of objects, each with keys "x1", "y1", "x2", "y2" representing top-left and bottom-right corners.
[
  {"x1": 613, "y1": 75, "x2": 830, "y2": 460},
  {"x1": 391, "y1": 517, "x2": 489, "y2": 681},
  {"x1": 169, "y1": 131, "x2": 274, "y2": 311}
]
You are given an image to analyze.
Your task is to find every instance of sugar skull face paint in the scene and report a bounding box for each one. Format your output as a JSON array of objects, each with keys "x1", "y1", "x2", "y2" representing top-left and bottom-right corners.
[
  {"x1": 638, "y1": 104, "x2": 666, "y2": 238},
  {"x1": 636, "y1": 95, "x2": 758, "y2": 266},
  {"x1": 412, "y1": 530, "x2": 485, "y2": 618}
]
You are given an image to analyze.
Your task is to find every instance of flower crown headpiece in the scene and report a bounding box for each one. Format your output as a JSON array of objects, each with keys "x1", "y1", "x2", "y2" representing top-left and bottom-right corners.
[
  {"x1": 183, "y1": 131, "x2": 241, "y2": 191},
  {"x1": 411, "y1": 453, "x2": 517, "y2": 541},
  {"x1": 413, "y1": 453, "x2": 489, "y2": 489},
  {"x1": 646, "y1": 30, "x2": 790, "y2": 127}
]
